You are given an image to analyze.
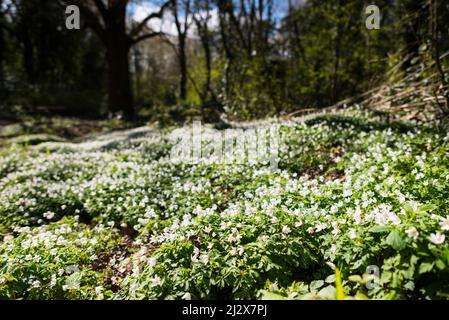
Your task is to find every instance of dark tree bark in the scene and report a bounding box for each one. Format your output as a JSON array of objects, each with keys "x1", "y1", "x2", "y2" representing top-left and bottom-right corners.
[
  {"x1": 101, "y1": 1, "x2": 132, "y2": 116},
  {"x1": 178, "y1": 34, "x2": 188, "y2": 100},
  {"x1": 402, "y1": 0, "x2": 426, "y2": 71},
  {"x1": 106, "y1": 30, "x2": 133, "y2": 116},
  {"x1": 0, "y1": 26, "x2": 3, "y2": 89},
  {"x1": 62, "y1": 0, "x2": 169, "y2": 118},
  {"x1": 0, "y1": 0, "x2": 4, "y2": 90},
  {"x1": 429, "y1": 0, "x2": 449, "y2": 118},
  {"x1": 331, "y1": 28, "x2": 341, "y2": 104},
  {"x1": 0, "y1": 0, "x2": 19, "y2": 88},
  {"x1": 172, "y1": 0, "x2": 191, "y2": 102},
  {"x1": 202, "y1": 33, "x2": 212, "y2": 99},
  {"x1": 330, "y1": 0, "x2": 350, "y2": 104},
  {"x1": 193, "y1": 0, "x2": 215, "y2": 103},
  {"x1": 22, "y1": 28, "x2": 36, "y2": 84},
  {"x1": 132, "y1": 47, "x2": 143, "y2": 102}
]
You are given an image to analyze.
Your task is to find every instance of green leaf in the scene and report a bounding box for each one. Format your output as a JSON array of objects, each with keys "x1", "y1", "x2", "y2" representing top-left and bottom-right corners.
[
  {"x1": 441, "y1": 248, "x2": 449, "y2": 265},
  {"x1": 310, "y1": 280, "x2": 324, "y2": 292},
  {"x1": 419, "y1": 262, "x2": 434, "y2": 274},
  {"x1": 318, "y1": 285, "x2": 336, "y2": 298},
  {"x1": 386, "y1": 231, "x2": 406, "y2": 251},
  {"x1": 354, "y1": 292, "x2": 369, "y2": 300},
  {"x1": 259, "y1": 290, "x2": 287, "y2": 300},
  {"x1": 410, "y1": 255, "x2": 419, "y2": 265},
  {"x1": 403, "y1": 281, "x2": 415, "y2": 291},
  {"x1": 369, "y1": 226, "x2": 391, "y2": 233},
  {"x1": 348, "y1": 275, "x2": 363, "y2": 283},
  {"x1": 382, "y1": 290, "x2": 397, "y2": 300},
  {"x1": 325, "y1": 274, "x2": 335, "y2": 283},
  {"x1": 435, "y1": 259, "x2": 446, "y2": 270},
  {"x1": 403, "y1": 202, "x2": 415, "y2": 214},
  {"x1": 417, "y1": 204, "x2": 437, "y2": 213}
]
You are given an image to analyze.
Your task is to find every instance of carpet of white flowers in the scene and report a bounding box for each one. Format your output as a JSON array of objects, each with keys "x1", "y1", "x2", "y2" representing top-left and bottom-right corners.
[{"x1": 0, "y1": 110, "x2": 448, "y2": 300}]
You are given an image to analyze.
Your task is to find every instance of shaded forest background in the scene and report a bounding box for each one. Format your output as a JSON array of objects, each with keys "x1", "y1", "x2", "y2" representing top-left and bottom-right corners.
[{"x1": 0, "y1": 0, "x2": 448, "y2": 124}]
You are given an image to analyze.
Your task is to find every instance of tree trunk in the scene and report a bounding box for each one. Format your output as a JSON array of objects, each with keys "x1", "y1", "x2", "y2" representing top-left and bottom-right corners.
[
  {"x1": 429, "y1": 0, "x2": 449, "y2": 117},
  {"x1": 331, "y1": 30, "x2": 341, "y2": 104},
  {"x1": 331, "y1": 2, "x2": 343, "y2": 104},
  {"x1": 105, "y1": 31, "x2": 134, "y2": 118},
  {"x1": 22, "y1": 29, "x2": 36, "y2": 84},
  {"x1": 133, "y1": 47, "x2": 142, "y2": 103},
  {"x1": 179, "y1": 34, "x2": 187, "y2": 101},
  {"x1": 203, "y1": 36, "x2": 212, "y2": 100},
  {"x1": 402, "y1": 0, "x2": 426, "y2": 71},
  {"x1": 0, "y1": 24, "x2": 4, "y2": 90}
]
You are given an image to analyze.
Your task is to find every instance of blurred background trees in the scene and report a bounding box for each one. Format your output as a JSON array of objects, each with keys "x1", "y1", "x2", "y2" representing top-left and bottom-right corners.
[{"x1": 0, "y1": 0, "x2": 448, "y2": 122}]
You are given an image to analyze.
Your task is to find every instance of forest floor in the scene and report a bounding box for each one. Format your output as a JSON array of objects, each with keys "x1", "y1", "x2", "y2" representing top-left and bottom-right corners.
[
  {"x1": 0, "y1": 107, "x2": 448, "y2": 300},
  {"x1": 0, "y1": 115, "x2": 141, "y2": 149}
]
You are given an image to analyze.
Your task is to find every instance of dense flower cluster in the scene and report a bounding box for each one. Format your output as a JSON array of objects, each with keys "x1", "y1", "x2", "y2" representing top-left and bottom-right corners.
[{"x1": 0, "y1": 110, "x2": 448, "y2": 299}]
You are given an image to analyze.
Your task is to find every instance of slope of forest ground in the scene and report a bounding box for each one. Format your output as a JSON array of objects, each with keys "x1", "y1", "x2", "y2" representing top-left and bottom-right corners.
[{"x1": 0, "y1": 107, "x2": 448, "y2": 300}]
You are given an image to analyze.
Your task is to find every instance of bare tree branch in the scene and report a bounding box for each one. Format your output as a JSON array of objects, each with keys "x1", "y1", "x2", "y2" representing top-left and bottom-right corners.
[
  {"x1": 129, "y1": 1, "x2": 170, "y2": 37},
  {"x1": 131, "y1": 31, "x2": 164, "y2": 45}
]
